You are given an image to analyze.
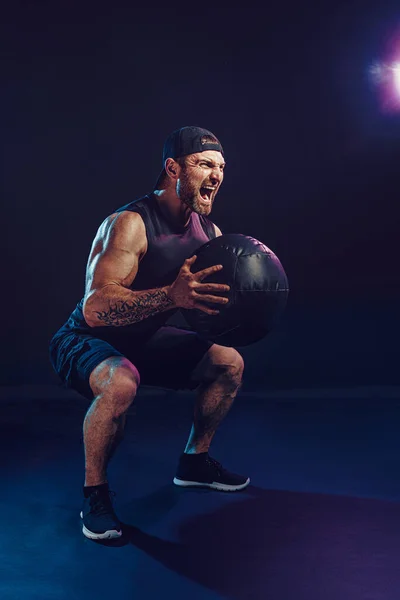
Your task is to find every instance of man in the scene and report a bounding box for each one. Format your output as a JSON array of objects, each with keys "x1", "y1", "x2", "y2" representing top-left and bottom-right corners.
[{"x1": 49, "y1": 126, "x2": 250, "y2": 541}]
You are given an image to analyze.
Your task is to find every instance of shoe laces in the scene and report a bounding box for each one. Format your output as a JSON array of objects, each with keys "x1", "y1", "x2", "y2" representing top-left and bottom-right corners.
[
  {"x1": 89, "y1": 489, "x2": 116, "y2": 517},
  {"x1": 205, "y1": 456, "x2": 225, "y2": 476}
]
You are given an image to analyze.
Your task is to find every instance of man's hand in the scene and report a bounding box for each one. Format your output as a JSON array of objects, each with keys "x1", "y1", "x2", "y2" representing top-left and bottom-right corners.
[{"x1": 168, "y1": 255, "x2": 230, "y2": 315}]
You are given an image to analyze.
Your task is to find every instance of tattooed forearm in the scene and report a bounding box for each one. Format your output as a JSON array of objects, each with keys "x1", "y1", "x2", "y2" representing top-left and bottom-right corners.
[{"x1": 85, "y1": 286, "x2": 174, "y2": 327}]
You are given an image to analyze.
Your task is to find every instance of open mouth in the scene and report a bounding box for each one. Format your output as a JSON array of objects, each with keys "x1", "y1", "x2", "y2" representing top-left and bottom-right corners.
[{"x1": 199, "y1": 187, "x2": 215, "y2": 203}]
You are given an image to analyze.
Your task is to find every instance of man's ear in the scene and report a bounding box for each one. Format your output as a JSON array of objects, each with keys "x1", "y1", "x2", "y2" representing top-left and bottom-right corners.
[{"x1": 165, "y1": 158, "x2": 179, "y2": 179}]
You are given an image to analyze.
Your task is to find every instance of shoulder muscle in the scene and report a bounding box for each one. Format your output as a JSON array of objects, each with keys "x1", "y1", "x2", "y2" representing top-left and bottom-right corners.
[{"x1": 85, "y1": 211, "x2": 147, "y2": 295}]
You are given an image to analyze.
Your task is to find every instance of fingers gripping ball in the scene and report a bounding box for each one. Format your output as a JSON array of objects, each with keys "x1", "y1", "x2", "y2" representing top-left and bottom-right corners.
[{"x1": 182, "y1": 234, "x2": 289, "y2": 347}]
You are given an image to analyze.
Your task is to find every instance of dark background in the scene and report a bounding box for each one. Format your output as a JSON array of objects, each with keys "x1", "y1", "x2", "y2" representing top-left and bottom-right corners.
[{"x1": 2, "y1": 0, "x2": 399, "y2": 391}]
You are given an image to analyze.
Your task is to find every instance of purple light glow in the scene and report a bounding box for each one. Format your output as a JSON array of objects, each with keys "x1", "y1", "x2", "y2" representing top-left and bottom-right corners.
[
  {"x1": 393, "y1": 64, "x2": 400, "y2": 97},
  {"x1": 369, "y1": 26, "x2": 400, "y2": 114}
]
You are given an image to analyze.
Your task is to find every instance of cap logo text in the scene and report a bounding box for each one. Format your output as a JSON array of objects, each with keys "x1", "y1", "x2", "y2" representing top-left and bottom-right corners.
[{"x1": 200, "y1": 135, "x2": 219, "y2": 146}]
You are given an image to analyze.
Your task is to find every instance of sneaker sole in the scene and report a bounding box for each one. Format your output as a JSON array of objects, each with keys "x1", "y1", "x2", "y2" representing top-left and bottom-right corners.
[
  {"x1": 80, "y1": 512, "x2": 122, "y2": 540},
  {"x1": 172, "y1": 477, "x2": 250, "y2": 492}
]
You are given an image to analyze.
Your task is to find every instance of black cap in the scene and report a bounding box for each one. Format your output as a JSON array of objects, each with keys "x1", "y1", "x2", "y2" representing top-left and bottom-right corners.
[{"x1": 154, "y1": 126, "x2": 224, "y2": 189}]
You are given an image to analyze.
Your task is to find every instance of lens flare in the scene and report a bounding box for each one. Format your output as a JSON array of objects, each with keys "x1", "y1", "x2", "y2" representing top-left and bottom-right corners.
[
  {"x1": 369, "y1": 60, "x2": 400, "y2": 113},
  {"x1": 393, "y1": 63, "x2": 400, "y2": 97},
  {"x1": 369, "y1": 25, "x2": 400, "y2": 113}
]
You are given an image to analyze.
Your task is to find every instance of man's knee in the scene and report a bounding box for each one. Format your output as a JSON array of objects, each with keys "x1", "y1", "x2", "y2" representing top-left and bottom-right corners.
[
  {"x1": 194, "y1": 345, "x2": 244, "y2": 385},
  {"x1": 89, "y1": 356, "x2": 140, "y2": 414}
]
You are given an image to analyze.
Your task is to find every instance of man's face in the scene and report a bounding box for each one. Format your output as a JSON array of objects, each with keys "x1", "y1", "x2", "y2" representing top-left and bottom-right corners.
[{"x1": 176, "y1": 150, "x2": 225, "y2": 216}]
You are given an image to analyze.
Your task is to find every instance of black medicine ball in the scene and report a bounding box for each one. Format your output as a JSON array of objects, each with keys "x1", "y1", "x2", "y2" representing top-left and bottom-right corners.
[{"x1": 182, "y1": 234, "x2": 289, "y2": 347}]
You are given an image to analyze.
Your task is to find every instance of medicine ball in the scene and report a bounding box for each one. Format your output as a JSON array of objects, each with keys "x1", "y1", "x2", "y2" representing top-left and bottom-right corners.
[{"x1": 182, "y1": 234, "x2": 289, "y2": 347}]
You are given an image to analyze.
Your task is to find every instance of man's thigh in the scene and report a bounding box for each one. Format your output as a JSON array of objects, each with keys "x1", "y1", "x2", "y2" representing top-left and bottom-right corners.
[{"x1": 49, "y1": 328, "x2": 125, "y2": 400}]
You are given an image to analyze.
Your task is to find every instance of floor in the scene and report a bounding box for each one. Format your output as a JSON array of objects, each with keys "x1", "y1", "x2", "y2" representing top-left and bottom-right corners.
[{"x1": 1, "y1": 383, "x2": 400, "y2": 600}]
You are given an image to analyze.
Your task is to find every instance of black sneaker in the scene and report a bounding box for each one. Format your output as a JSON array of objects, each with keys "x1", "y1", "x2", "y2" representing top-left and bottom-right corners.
[
  {"x1": 80, "y1": 487, "x2": 122, "y2": 540},
  {"x1": 173, "y1": 453, "x2": 250, "y2": 492}
]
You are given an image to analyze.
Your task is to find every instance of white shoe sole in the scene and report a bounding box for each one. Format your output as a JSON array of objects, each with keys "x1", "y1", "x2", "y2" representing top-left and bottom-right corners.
[
  {"x1": 80, "y1": 511, "x2": 122, "y2": 540},
  {"x1": 173, "y1": 477, "x2": 250, "y2": 492}
]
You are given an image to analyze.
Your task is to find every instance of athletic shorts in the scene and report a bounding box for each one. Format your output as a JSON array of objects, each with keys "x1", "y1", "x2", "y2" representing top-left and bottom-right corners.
[{"x1": 49, "y1": 325, "x2": 213, "y2": 400}]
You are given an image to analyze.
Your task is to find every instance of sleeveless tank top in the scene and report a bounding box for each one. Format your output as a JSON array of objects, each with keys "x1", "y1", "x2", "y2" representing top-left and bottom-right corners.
[{"x1": 64, "y1": 192, "x2": 217, "y2": 344}]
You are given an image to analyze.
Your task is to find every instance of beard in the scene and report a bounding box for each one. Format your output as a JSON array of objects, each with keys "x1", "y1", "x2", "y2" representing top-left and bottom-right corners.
[{"x1": 177, "y1": 171, "x2": 214, "y2": 216}]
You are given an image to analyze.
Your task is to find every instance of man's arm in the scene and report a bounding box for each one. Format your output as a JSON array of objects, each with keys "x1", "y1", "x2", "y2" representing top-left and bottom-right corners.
[
  {"x1": 82, "y1": 211, "x2": 174, "y2": 328},
  {"x1": 214, "y1": 223, "x2": 223, "y2": 237}
]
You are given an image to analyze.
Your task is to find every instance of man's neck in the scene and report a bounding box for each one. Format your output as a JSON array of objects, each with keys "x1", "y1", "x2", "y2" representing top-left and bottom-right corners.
[{"x1": 153, "y1": 189, "x2": 192, "y2": 227}]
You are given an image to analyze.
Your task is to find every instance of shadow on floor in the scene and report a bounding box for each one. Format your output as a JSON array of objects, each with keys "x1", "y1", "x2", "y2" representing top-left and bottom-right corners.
[{"x1": 91, "y1": 483, "x2": 400, "y2": 600}]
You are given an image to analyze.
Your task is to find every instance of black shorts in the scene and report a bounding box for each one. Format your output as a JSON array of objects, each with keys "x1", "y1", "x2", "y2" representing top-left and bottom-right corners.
[{"x1": 49, "y1": 325, "x2": 213, "y2": 400}]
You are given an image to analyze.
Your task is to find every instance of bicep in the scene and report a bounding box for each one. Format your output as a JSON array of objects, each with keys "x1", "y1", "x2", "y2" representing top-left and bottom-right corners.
[
  {"x1": 85, "y1": 212, "x2": 146, "y2": 296},
  {"x1": 213, "y1": 223, "x2": 223, "y2": 237}
]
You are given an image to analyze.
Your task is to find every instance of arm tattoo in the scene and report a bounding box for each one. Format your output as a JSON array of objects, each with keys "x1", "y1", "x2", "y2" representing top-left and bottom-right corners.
[{"x1": 94, "y1": 288, "x2": 174, "y2": 326}]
